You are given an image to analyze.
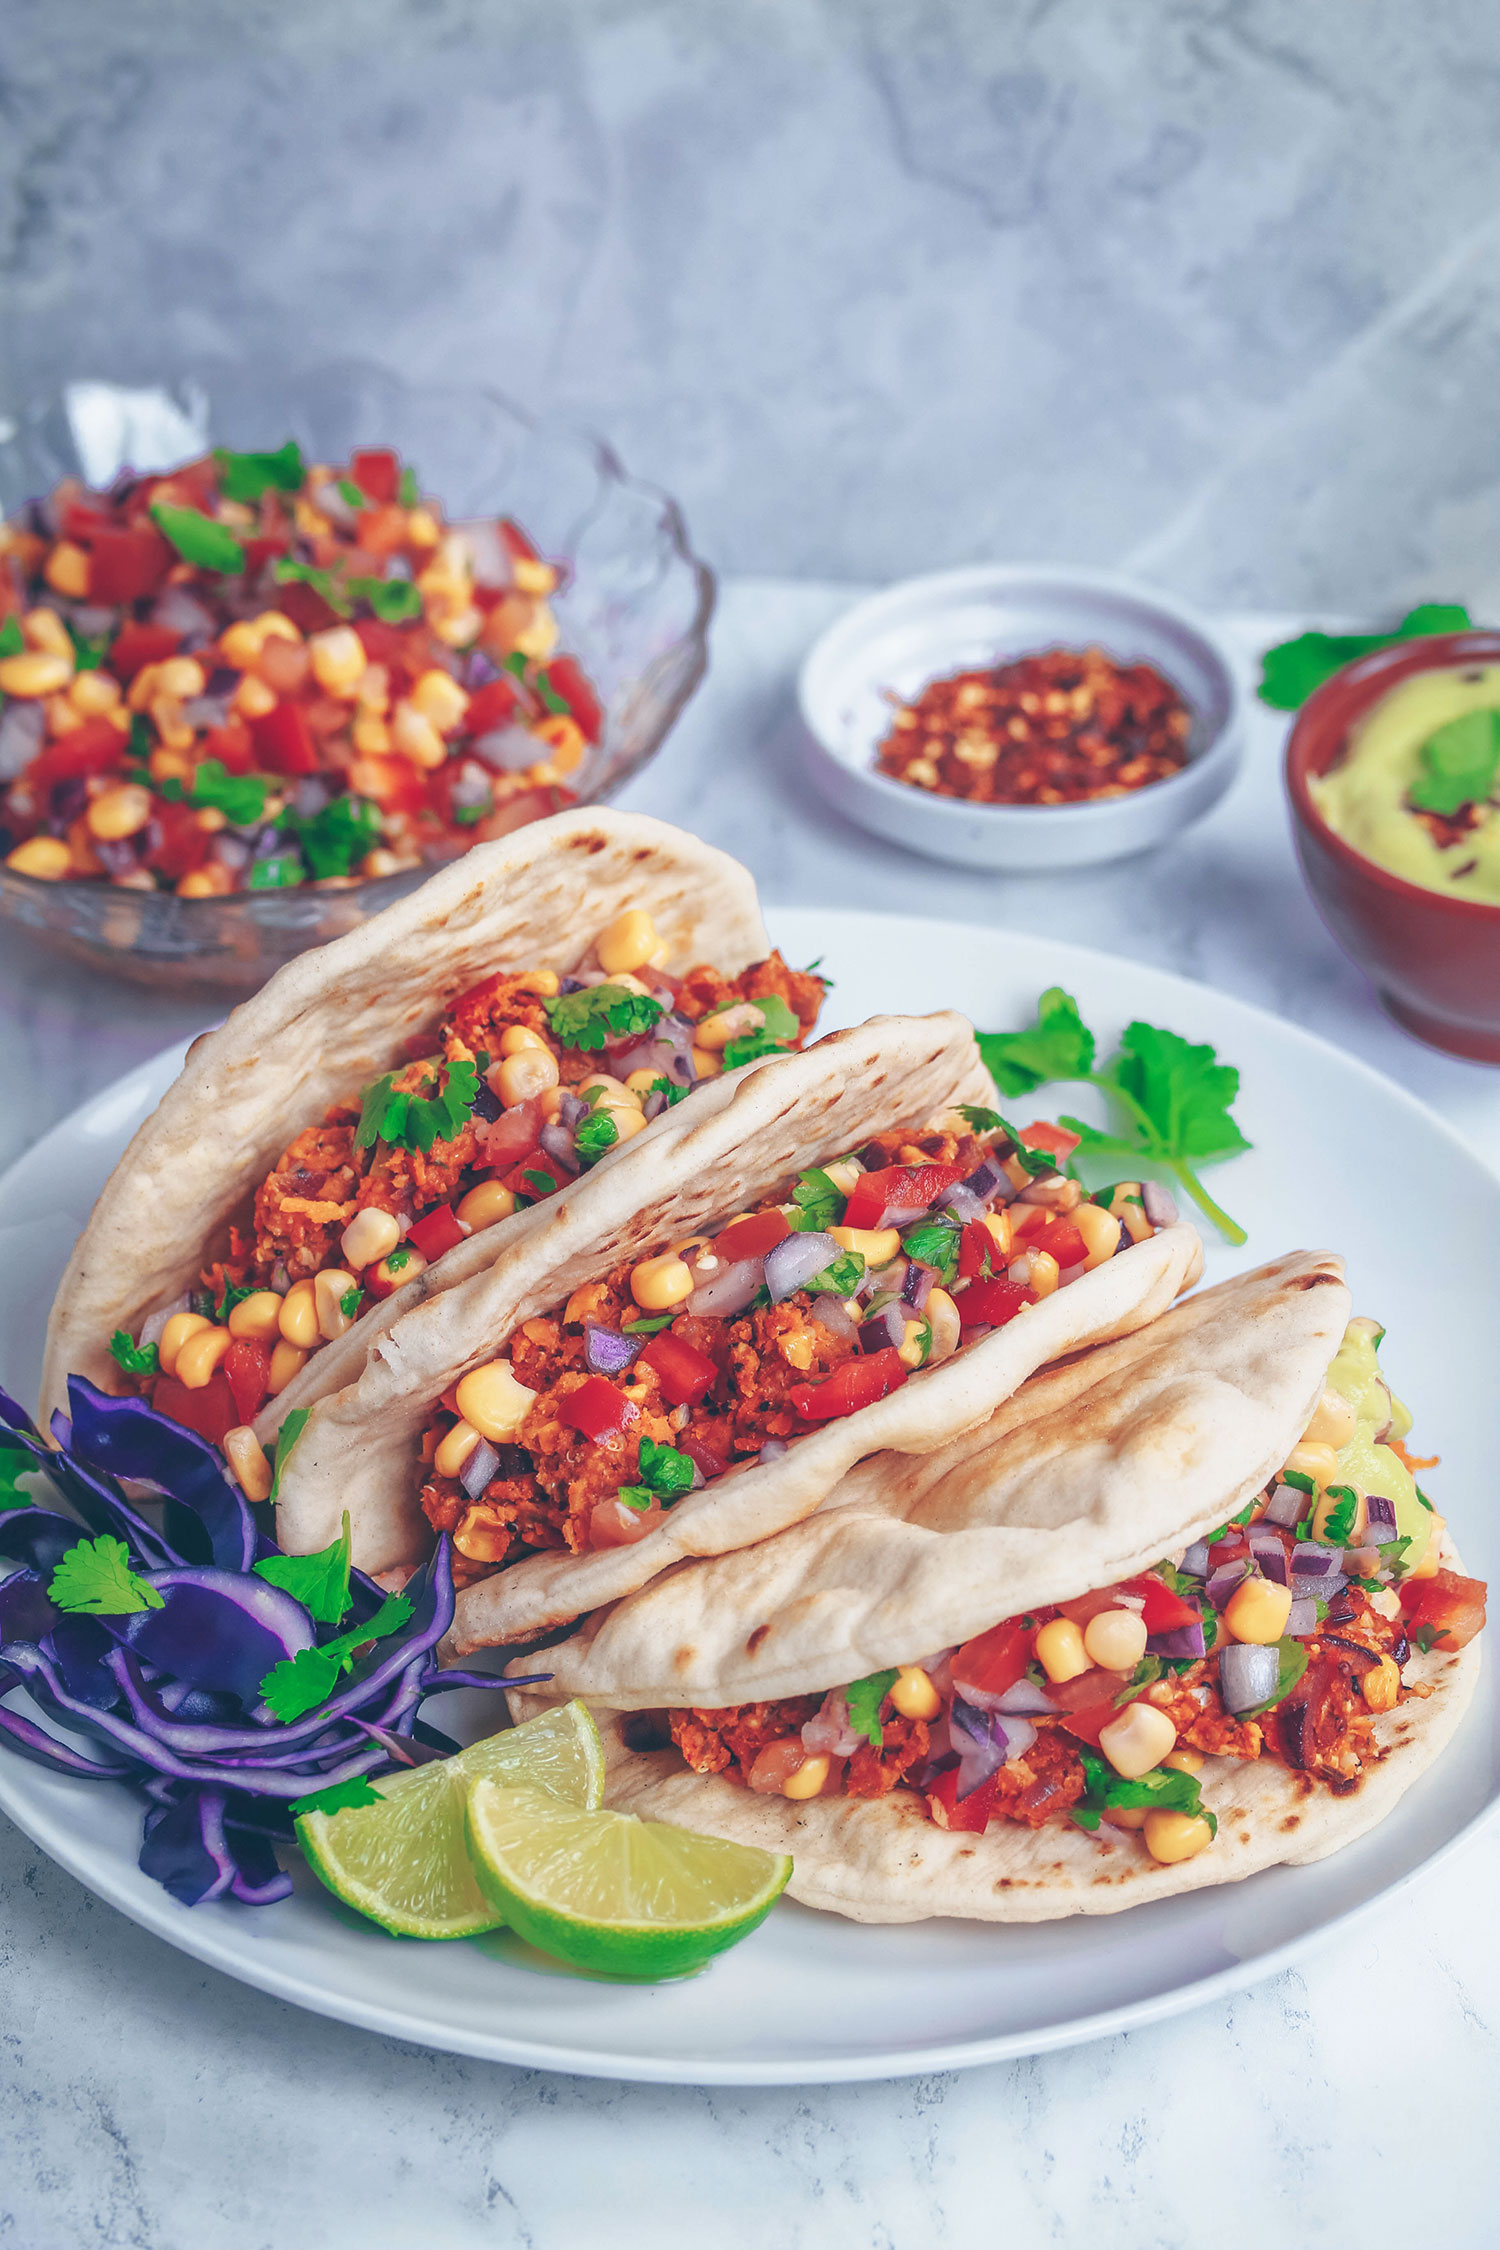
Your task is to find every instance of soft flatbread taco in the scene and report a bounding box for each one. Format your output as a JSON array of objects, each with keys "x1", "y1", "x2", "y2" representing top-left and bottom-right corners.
[
  {"x1": 272, "y1": 1015, "x2": 1202, "y2": 1643},
  {"x1": 41, "y1": 808, "x2": 828, "y2": 1456},
  {"x1": 514, "y1": 1256, "x2": 1485, "y2": 1921}
]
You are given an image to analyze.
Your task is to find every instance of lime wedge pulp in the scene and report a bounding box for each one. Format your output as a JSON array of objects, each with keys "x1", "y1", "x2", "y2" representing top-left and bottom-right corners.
[
  {"x1": 296, "y1": 1700, "x2": 606, "y2": 1940},
  {"x1": 464, "y1": 1779, "x2": 793, "y2": 1981}
]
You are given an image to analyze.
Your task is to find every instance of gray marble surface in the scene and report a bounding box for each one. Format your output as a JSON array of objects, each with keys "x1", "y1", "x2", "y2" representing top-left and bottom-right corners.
[
  {"x1": 6, "y1": 1, "x2": 1500, "y2": 613},
  {"x1": 3, "y1": 580, "x2": 1500, "y2": 2247}
]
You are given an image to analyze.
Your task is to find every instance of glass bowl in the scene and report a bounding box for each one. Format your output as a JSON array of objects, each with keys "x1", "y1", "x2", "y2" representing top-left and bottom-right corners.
[{"x1": 0, "y1": 366, "x2": 714, "y2": 993}]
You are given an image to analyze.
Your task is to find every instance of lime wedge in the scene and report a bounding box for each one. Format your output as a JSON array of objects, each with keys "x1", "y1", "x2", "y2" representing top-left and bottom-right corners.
[
  {"x1": 296, "y1": 1700, "x2": 605, "y2": 1940},
  {"x1": 464, "y1": 1779, "x2": 792, "y2": 1980}
]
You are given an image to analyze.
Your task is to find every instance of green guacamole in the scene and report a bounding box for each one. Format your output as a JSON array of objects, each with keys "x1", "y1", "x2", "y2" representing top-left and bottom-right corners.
[
  {"x1": 1309, "y1": 665, "x2": 1500, "y2": 903},
  {"x1": 1322, "y1": 1317, "x2": 1431, "y2": 1571}
]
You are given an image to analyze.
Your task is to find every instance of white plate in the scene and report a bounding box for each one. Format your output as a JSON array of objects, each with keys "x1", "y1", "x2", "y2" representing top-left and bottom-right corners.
[
  {"x1": 797, "y1": 567, "x2": 1246, "y2": 870},
  {"x1": 1, "y1": 908, "x2": 1496, "y2": 2086}
]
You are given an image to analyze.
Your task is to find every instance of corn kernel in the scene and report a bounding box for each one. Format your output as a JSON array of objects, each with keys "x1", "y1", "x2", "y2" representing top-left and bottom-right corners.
[
  {"x1": 429, "y1": 605, "x2": 483, "y2": 649},
  {"x1": 175, "y1": 1324, "x2": 233, "y2": 1389},
  {"x1": 1408, "y1": 1510, "x2": 1446, "y2": 1580},
  {"x1": 511, "y1": 605, "x2": 559, "y2": 661},
  {"x1": 313, "y1": 1268, "x2": 360, "y2": 1341},
  {"x1": 435, "y1": 1418, "x2": 483, "y2": 1479},
  {"x1": 497, "y1": 1046, "x2": 560, "y2": 1106},
  {"x1": 512, "y1": 555, "x2": 558, "y2": 596},
  {"x1": 1302, "y1": 1386, "x2": 1358, "y2": 1450},
  {"x1": 1285, "y1": 1440, "x2": 1339, "y2": 1489},
  {"x1": 694, "y1": 1000, "x2": 765, "y2": 1053},
  {"x1": 6, "y1": 837, "x2": 72, "y2": 880},
  {"x1": 406, "y1": 506, "x2": 441, "y2": 546},
  {"x1": 158, "y1": 1311, "x2": 211, "y2": 1377},
  {"x1": 1162, "y1": 1747, "x2": 1204, "y2": 1775},
  {"x1": 830, "y1": 1224, "x2": 902, "y2": 1268},
  {"x1": 781, "y1": 1752, "x2": 830, "y2": 1801},
  {"x1": 924, "y1": 1287, "x2": 962, "y2": 1365},
  {"x1": 1083, "y1": 1607, "x2": 1149, "y2": 1672},
  {"x1": 1035, "y1": 1616, "x2": 1090, "y2": 1684},
  {"x1": 390, "y1": 700, "x2": 446, "y2": 769},
  {"x1": 267, "y1": 1340, "x2": 307, "y2": 1395},
  {"x1": 1361, "y1": 1655, "x2": 1401, "y2": 1712},
  {"x1": 889, "y1": 1665, "x2": 941, "y2": 1720},
  {"x1": 596, "y1": 908, "x2": 659, "y2": 977},
  {"x1": 534, "y1": 714, "x2": 586, "y2": 775},
  {"x1": 340, "y1": 1208, "x2": 402, "y2": 1271},
  {"x1": 157, "y1": 656, "x2": 206, "y2": 700},
  {"x1": 454, "y1": 1360, "x2": 536, "y2": 1443},
  {"x1": 457, "y1": 1181, "x2": 517, "y2": 1231},
  {"x1": 44, "y1": 542, "x2": 90, "y2": 598},
  {"x1": 86, "y1": 784, "x2": 152, "y2": 842},
  {"x1": 0, "y1": 651, "x2": 72, "y2": 698},
  {"x1": 1073, "y1": 1200, "x2": 1123, "y2": 1270},
  {"x1": 278, "y1": 1280, "x2": 321, "y2": 1350},
  {"x1": 410, "y1": 667, "x2": 469, "y2": 734},
  {"x1": 227, "y1": 1291, "x2": 284, "y2": 1342},
  {"x1": 498, "y1": 1023, "x2": 548, "y2": 1057},
  {"x1": 1143, "y1": 1810, "x2": 1215, "y2": 1864},
  {"x1": 690, "y1": 1047, "x2": 722, "y2": 1080},
  {"x1": 176, "y1": 867, "x2": 234, "y2": 899},
  {"x1": 1223, "y1": 1574, "x2": 1294, "y2": 1644},
  {"x1": 224, "y1": 1426, "x2": 273, "y2": 1504},
  {"x1": 234, "y1": 674, "x2": 278, "y2": 719},
  {"x1": 629, "y1": 1253, "x2": 694, "y2": 1313},
  {"x1": 308, "y1": 626, "x2": 367, "y2": 698},
  {"x1": 70, "y1": 668, "x2": 123, "y2": 714},
  {"x1": 1098, "y1": 1700, "x2": 1177, "y2": 1779}
]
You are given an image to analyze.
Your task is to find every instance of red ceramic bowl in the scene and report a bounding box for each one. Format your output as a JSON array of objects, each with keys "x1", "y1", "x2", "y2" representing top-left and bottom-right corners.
[{"x1": 1286, "y1": 630, "x2": 1500, "y2": 1062}]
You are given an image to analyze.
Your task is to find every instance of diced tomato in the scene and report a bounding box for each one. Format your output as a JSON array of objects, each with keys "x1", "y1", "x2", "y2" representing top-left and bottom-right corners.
[
  {"x1": 349, "y1": 448, "x2": 400, "y2": 505},
  {"x1": 952, "y1": 1618, "x2": 1032, "y2": 1702},
  {"x1": 224, "y1": 1338, "x2": 272, "y2": 1427},
  {"x1": 926, "y1": 1767, "x2": 999, "y2": 1833},
  {"x1": 588, "y1": 1496, "x2": 660, "y2": 1549},
  {"x1": 249, "y1": 700, "x2": 319, "y2": 777},
  {"x1": 86, "y1": 523, "x2": 173, "y2": 606},
  {"x1": 198, "y1": 721, "x2": 254, "y2": 774},
  {"x1": 1401, "y1": 1568, "x2": 1488, "y2": 1653},
  {"x1": 30, "y1": 719, "x2": 128, "y2": 791},
  {"x1": 499, "y1": 518, "x2": 541, "y2": 565},
  {"x1": 1053, "y1": 1670, "x2": 1132, "y2": 1748},
  {"x1": 406, "y1": 1205, "x2": 465, "y2": 1262},
  {"x1": 1019, "y1": 1121, "x2": 1082, "y2": 1160},
  {"x1": 473, "y1": 1096, "x2": 548, "y2": 1168},
  {"x1": 152, "y1": 1371, "x2": 238, "y2": 1447},
  {"x1": 955, "y1": 1276, "x2": 1033, "y2": 1329},
  {"x1": 842, "y1": 1164, "x2": 965, "y2": 1233},
  {"x1": 541, "y1": 655, "x2": 602, "y2": 745},
  {"x1": 274, "y1": 579, "x2": 342, "y2": 635},
  {"x1": 790, "y1": 1346, "x2": 908, "y2": 1422},
  {"x1": 241, "y1": 535, "x2": 291, "y2": 580},
  {"x1": 1119, "y1": 1572, "x2": 1202, "y2": 1635},
  {"x1": 640, "y1": 1331, "x2": 718, "y2": 1409},
  {"x1": 958, "y1": 1220, "x2": 1001, "y2": 1280},
  {"x1": 353, "y1": 617, "x2": 417, "y2": 674},
  {"x1": 677, "y1": 1424, "x2": 732, "y2": 1481},
  {"x1": 1033, "y1": 1218, "x2": 1086, "y2": 1269},
  {"x1": 143, "y1": 797, "x2": 210, "y2": 882},
  {"x1": 464, "y1": 678, "x2": 522, "y2": 739},
  {"x1": 62, "y1": 499, "x2": 118, "y2": 544},
  {"x1": 108, "y1": 621, "x2": 183, "y2": 682},
  {"x1": 503, "y1": 1158, "x2": 558, "y2": 1200},
  {"x1": 470, "y1": 784, "x2": 572, "y2": 841},
  {"x1": 558, "y1": 1376, "x2": 638, "y2": 1444},
  {"x1": 713, "y1": 1209, "x2": 790, "y2": 1264}
]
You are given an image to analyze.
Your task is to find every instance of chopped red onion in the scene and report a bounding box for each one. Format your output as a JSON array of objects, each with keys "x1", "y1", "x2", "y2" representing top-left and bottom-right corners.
[
  {"x1": 801, "y1": 1689, "x2": 861, "y2": 1757},
  {"x1": 950, "y1": 1697, "x2": 1035, "y2": 1795},
  {"x1": 688, "y1": 1254, "x2": 764, "y2": 1318},
  {"x1": 139, "y1": 1298, "x2": 190, "y2": 1351},
  {"x1": 764, "y1": 1231, "x2": 840, "y2": 1302},
  {"x1": 1261, "y1": 1483, "x2": 1306, "y2": 1529},
  {"x1": 1248, "y1": 1529, "x2": 1289, "y2": 1584},
  {"x1": 585, "y1": 1325, "x2": 642, "y2": 1377},
  {"x1": 1147, "y1": 1621, "x2": 1207, "y2": 1659},
  {"x1": 458, "y1": 1437, "x2": 500, "y2": 1501},
  {"x1": 1141, "y1": 1181, "x2": 1179, "y2": 1227},
  {"x1": 758, "y1": 1438, "x2": 789, "y2": 1463},
  {"x1": 1290, "y1": 1543, "x2": 1341, "y2": 1579},
  {"x1": 810, "y1": 1293, "x2": 859, "y2": 1344},
  {"x1": 972, "y1": 1676, "x2": 1058, "y2": 1717},
  {"x1": 555, "y1": 1090, "x2": 588, "y2": 1131},
  {"x1": 1218, "y1": 1641, "x2": 1281, "y2": 1713},
  {"x1": 538, "y1": 1121, "x2": 579, "y2": 1176},
  {"x1": 473, "y1": 724, "x2": 544, "y2": 772},
  {"x1": 149, "y1": 586, "x2": 218, "y2": 639},
  {"x1": 939, "y1": 1156, "x2": 1011, "y2": 1217},
  {"x1": 902, "y1": 1262, "x2": 935, "y2": 1312},
  {"x1": 1179, "y1": 1541, "x2": 1211, "y2": 1578},
  {"x1": 1017, "y1": 1172, "x2": 1069, "y2": 1207},
  {"x1": 1364, "y1": 1495, "x2": 1398, "y2": 1540},
  {"x1": 0, "y1": 701, "x2": 45, "y2": 778},
  {"x1": 1287, "y1": 1598, "x2": 1320, "y2": 1637},
  {"x1": 860, "y1": 1301, "x2": 907, "y2": 1353},
  {"x1": 1205, "y1": 1559, "x2": 1248, "y2": 1608},
  {"x1": 937, "y1": 1184, "x2": 987, "y2": 1225}
]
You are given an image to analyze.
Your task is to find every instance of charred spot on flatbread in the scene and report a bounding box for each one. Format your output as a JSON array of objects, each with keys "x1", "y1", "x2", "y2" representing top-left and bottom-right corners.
[{"x1": 747, "y1": 1624, "x2": 772, "y2": 1656}]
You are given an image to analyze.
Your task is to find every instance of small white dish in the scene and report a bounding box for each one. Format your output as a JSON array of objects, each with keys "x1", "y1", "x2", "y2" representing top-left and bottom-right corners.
[{"x1": 798, "y1": 565, "x2": 1246, "y2": 871}]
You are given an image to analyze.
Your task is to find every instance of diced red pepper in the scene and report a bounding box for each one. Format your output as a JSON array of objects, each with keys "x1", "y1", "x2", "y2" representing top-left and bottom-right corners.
[
  {"x1": 1033, "y1": 1218, "x2": 1086, "y2": 1269},
  {"x1": 790, "y1": 1346, "x2": 908, "y2": 1422},
  {"x1": 29, "y1": 719, "x2": 129, "y2": 791},
  {"x1": 713, "y1": 1209, "x2": 790, "y2": 1264},
  {"x1": 472, "y1": 1095, "x2": 548, "y2": 1168},
  {"x1": 144, "y1": 797, "x2": 210, "y2": 883},
  {"x1": 406, "y1": 1205, "x2": 465, "y2": 1262},
  {"x1": 464, "y1": 678, "x2": 522, "y2": 739},
  {"x1": 1052, "y1": 1666, "x2": 1134, "y2": 1747},
  {"x1": 1401, "y1": 1568, "x2": 1488, "y2": 1652},
  {"x1": 952, "y1": 1618, "x2": 1032, "y2": 1702},
  {"x1": 62, "y1": 499, "x2": 118, "y2": 544},
  {"x1": 108, "y1": 621, "x2": 183, "y2": 682},
  {"x1": 1019, "y1": 1121, "x2": 1082, "y2": 1160},
  {"x1": 86, "y1": 523, "x2": 173, "y2": 606},
  {"x1": 349, "y1": 448, "x2": 400, "y2": 505},
  {"x1": 955, "y1": 1276, "x2": 1033, "y2": 1329},
  {"x1": 677, "y1": 1423, "x2": 732, "y2": 1481},
  {"x1": 499, "y1": 518, "x2": 541, "y2": 565},
  {"x1": 354, "y1": 617, "x2": 417, "y2": 675},
  {"x1": 198, "y1": 721, "x2": 254, "y2": 775},
  {"x1": 1119, "y1": 1572, "x2": 1202, "y2": 1635},
  {"x1": 274, "y1": 579, "x2": 342, "y2": 635},
  {"x1": 640, "y1": 1331, "x2": 718, "y2": 1409},
  {"x1": 558, "y1": 1375, "x2": 638, "y2": 1444},
  {"x1": 958, "y1": 1220, "x2": 1000, "y2": 1280},
  {"x1": 249, "y1": 700, "x2": 320, "y2": 777},
  {"x1": 503, "y1": 1158, "x2": 557, "y2": 1200},
  {"x1": 842, "y1": 1164, "x2": 965, "y2": 1233},
  {"x1": 541, "y1": 655, "x2": 602, "y2": 745},
  {"x1": 152, "y1": 1371, "x2": 238, "y2": 1447},
  {"x1": 925, "y1": 1767, "x2": 999, "y2": 1833},
  {"x1": 224, "y1": 1338, "x2": 272, "y2": 1427}
]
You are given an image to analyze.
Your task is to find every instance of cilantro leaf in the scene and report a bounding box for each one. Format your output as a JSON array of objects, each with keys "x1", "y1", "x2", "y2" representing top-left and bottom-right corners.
[
  {"x1": 345, "y1": 575, "x2": 423, "y2": 623},
  {"x1": 0, "y1": 615, "x2": 24, "y2": 659},
  {"x1": 845, "y1": 1668, "x2": 899, "y2": 1749},
  {"x1": 247, "y1": 854, "x2": 304, "y2": 891},
  {"x1": 1113, "y1": 1654, "x2": 1165, "y2": 1707},
  {"x1": 899, "y1": 1216, "x2": 960, "y2": 1286},
  {"x1": 150, "y1": 501, "x2": 245, "y2": 575},
  {"x1": 1409, "y1": 709, "x2": 1500, "y2": 817},
  {"x1": 1319, "y1": 1485, "x2": 1360, "y2": 1546},
  {"x1": 340, "y1": 1286, "x2": 360, "y2": 1319},
  {"x1": 804, "y1": 1250, "x2": 866, "y2": 1297},
  {"x1": 789, "y1": 1167, "x2": 843, "y2": 1234},
  {"x1": 398, "y1": 465, "x2": 420, "y2": 507},
  {"x1": 959, "y1": 1104, "x2": 1005, "y2": 1132},
  {"x1": 723, "y1": 1027, "x2": 798, "y2": 1070},
  {"x1": 273, "y1": 556, "x2": 352, "y2": 617},
  {"x1": 258, "y1": 1591, "x2": 414, "y2": 1722},
  {"x1": 647, "y1": 1076, "x2": 690, "y2": 1108},
  {"x1": 1279, "y1": 1468, "x2": 1315, "y2": 1497},
  {"x1": 575, "y1": 1107, "x2": 619, "y2": 1165},
  {"x1": 214, "y1": 440, "x2": 305, "y2": 502},
  {"x1": 337, "y1": 477, "x2": 366, "y2": 509},
  {"x1": 1237, "y1": 1637, "x2": 1309, "y2": 1717},
  {"x1": 66, "y1": 621, "x2": 107, "y2": 671},
  {"x1": 49, "y1": 1535, "x2": 164, "y2": 1616},
  {"x1": 354, "y1": 1060, "x2": 478, "y2": 1154},
  {"x1": 543, "y1": 985, "x2": 665, "y2": 1053},
  {"x1": 977, "y1": 987, "x2": 1095, "y2": 1096},
  {"x1": 520, "y1": 1168, "x2": 559, "y2": 1199},
  {"x1": 187, "y1": 759, "x2": 271, "y2": 826},
  {"x1": 269, "y1": 1408, "x2": 310, "y2": 1505},
  {"x1": 108, "y1": 1328, "x2": 159, "y2": 1377},
  {"x1": 703, "y1": 991, "x2": 800, "y2": 1069},
  {"x1": 615, "y1": 1436, "x2": 698, "y2": 1514},
  {"x1": 290, "y1": 1775, "x2": 383, "y2": 1818},
  {"x1": 1257, "y1": 605, "x2": 1473, "y2": 711},
  {"x1": 280, "y1": 793, "x2": 381, "y2": 879},
  {"x1": 254, "y1": 1509, "x2": 353, "y2": 1625},
  {"x1": 213, "y1": 1278, "x2": 258, "y2": 1325},
  {"x1": 1412, "y1": 1623, "x2": 1450, "y2": 1654},
  {"x1": 0, "y1": 1436, "x2": 35, "y2": 1509},
  {"x1": 385, "y1": 1247, "x2": 412, "y2": 1275},
  {"x1": 1070, "y1": 1747, "x2": 1217, "y2": 1835},
  {"x1": 616, "y1": 1486, "x2": 654, "y2": 1510},
  {"x1": 622, "y1": 1313, "x2": 676, "y2": 1334}
]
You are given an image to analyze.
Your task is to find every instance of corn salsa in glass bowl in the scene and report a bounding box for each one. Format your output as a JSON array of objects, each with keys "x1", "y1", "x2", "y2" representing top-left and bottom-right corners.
[{"x1": 0, "y1": 371, "x2": 713, "y2": 991}]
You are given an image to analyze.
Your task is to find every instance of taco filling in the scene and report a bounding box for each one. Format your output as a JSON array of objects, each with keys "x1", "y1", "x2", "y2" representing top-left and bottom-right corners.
[
  {"x1": 418, "y1": 1112, "x2": 1181, "y2": 1583},
  {"x1": 653, "y1": 1318, "x2": 1487, "y2": 1867},
  {"x1": 107, "y1": 904, "x2": 826, "y2": 1456}
]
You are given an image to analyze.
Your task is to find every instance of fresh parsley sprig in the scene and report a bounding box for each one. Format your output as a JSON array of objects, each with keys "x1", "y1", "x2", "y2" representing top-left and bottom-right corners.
[
  {"x1": 254, "y1": 1510, "x2": 353, "y2": 1626},
  {"x1": 108, "y1": 1329, "x2": 159, "y2": 1377},
  {"x1": 1070, "y1": 1747, "x2": 1217, "y2": 1835},
  {"x1": 49, "y1": 1535, "x2": 164, "y2": 1616},
  {"x1": 846, "y1": 1669, "x2": 899, "y2": 1748},
  {"x1": 257, "y1": 1591, "x2": 415, "y2": 1723},
  {"x1": 543, "y1": 984, "x2": 665, "y2": 1052},
  {"x1": 617, "y1": 1437, "x2": 697, "y2": 1512},
  {"x1": 978, "y1": 987, "x2": 1250, "y2": 1245},
  {"x1": 355, "y1": 1057, "x2": 481, "y2": 1154},
  {"x1": 1257, "y1": 604, "x2": 1472, "y2": 711}
]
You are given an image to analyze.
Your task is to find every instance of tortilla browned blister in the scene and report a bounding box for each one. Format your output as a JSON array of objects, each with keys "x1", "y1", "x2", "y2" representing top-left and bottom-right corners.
[
  {"x1": 40, "y1": 808, "x2": 770, "y2": 1432},
  {"x1": 511, "y1": 1251, "x2": 1480, "y2": 1921},
  {"x1": 272, "y1": 1005, "x2": 1202, "y2": 1643}
]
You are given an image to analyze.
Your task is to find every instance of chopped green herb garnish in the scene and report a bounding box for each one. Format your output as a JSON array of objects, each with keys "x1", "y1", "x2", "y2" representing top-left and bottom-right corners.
[
  {"x1": 273, "y1": 556, "x2": 351, "y2": 616},
  {"x1": 899, "y1": 1216, "x2": 960, "y2": 1287},
  {"x1": 49, "y1": 1535, "x2": 164, "y2": 1616},
  {"x1": 66, "y1": 621, "x2": 107, "y2": 671},
  {"x1": 1319, "y1": 1485, "x2": 1360, "y2": 1546},
  {"x1": 269, "y1": 1408, "x2": 310, "y2": 1505},
  {"x1": 1237, "y1": 1637, "x2": 1309, "y2": 1717},
  {"x1": 254, "y1": 1509, "x2": 353, "y2": 1626},
  {"x1": 1412, "y1": 1623, "x2": 1450, "y2": 1654},
  {"x1": 1409, "y1": 709, "x2": 1500, "y2": 817},
  {"x1": 615, "y1": 1436, "x2": 697, "y2": 1512},
  {"x1": 805, "y1": 1251, "x2": 866, "y2": 1297},
  {"x1": 258, "y1": 1591, "x2": 415, "y2": 1723},
  {"x1": 533, "y1": 669, "x2": 569, "y2": 717},
  {"x1": 574, "y1": 1107, "x2": 619, "y2": 1165},
  {"x1": 340, "y1": 1287, "x2": 360, "y2": 1320},
  {"x1": 355, "y1": 1058, "x2": 480, "y2": 1154},
  {"x1": 290, "y1": 1775, "x2": 383, "y2": 1818},
  {"x1": 214, "y1": 440, "x2": 305, "y2": 503},
  {"x1": 0, "y1": 616, "x2": 24, "y2": 659},
  {"x1": 1416, "y1": 1486, "x2": 1435, "y2": 1513},
  {"x1": 647, "y1": 1076, "x2": 691, "y2": 1108},
  {"x1": 543, "y1": 984, "x2": 665, "y2": 1052},
  {"x1": 1257, "y1": 605, "x2": 1473, "y2": 711},
  {"x1": 789, "y1": 1167, "x2": 844, "y2": 1234},
  {"x1": 188, "y1": 759, "x2": 271, "y2": 827},
  {"x1": 108, "y1": 1328, "x2": 159, "y2": 1377},
  {"x1": 385, "y1": 1247, "x2": 411, "y2": 1275},
  {"x1": 716, "y1": 994, "x2": 800, "y2": 1073},
  {"x1": 336, "y1": 478, "x2": 366, "y2": 510},
  {"x1": 280, "y1": 793, "x2": 382, "y2": 879},
  {"x1": 213, "y1": 1278, "x2": 258, "y2": 1325},
  {"x1": 520, "y1": 1168, "x2": 559, "y2": 1199},
  {"x1": 398, "y1": 465, "x2": 420, "y2": 507},
  {"x1": 845, "y1": 1668, "x2": 899, "y2": 1749},
  {"x1": 247, "y1": 855, "x2": 304, "y2": 891},
  {"x1": 0, "y1": 1436, "x2": 35, "y2": 1510},
  {"x1": 345, "y1": 575, "x2": 423, "y2": 623},
  {"x1": 1279, "y1": 1468, "x2": 1315, "y2": 1497},
  {"x1": 958, "y1": 1104, "x2": 1005, "y2": 1132},
  {"x1": 1070, "y1": 1747, "x2": 1217, "y2": 1835},
  {"x1": 621, "y1": 1313, "x2": 676, "y2": 1335},
  {"x1": 150, "y1": 501, "x2": 245, "y2": 575}
]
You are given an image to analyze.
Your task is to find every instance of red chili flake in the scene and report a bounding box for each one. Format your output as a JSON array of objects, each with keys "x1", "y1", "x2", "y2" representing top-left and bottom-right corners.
[{"x1": 875, "y1": 646, "x2": 1192, "y2": 807}]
